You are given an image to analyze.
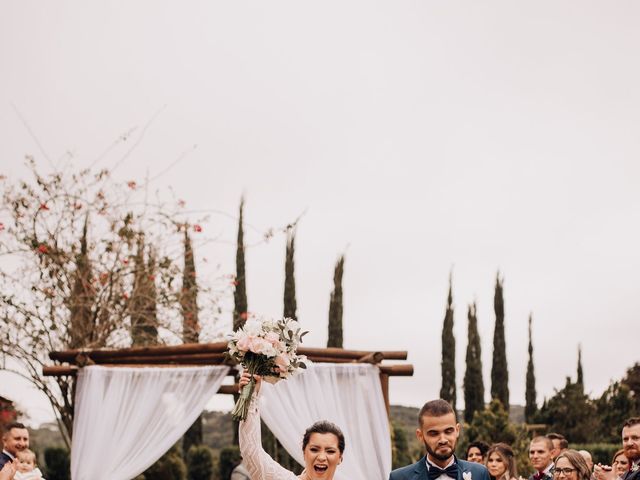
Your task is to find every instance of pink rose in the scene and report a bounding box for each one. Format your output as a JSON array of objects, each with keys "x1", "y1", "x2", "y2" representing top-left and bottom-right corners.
[
  {"x1": 275, "y1": 353, "x2": 291, "y2": 373},
  {"x1": 237, "y1": 335, "x2": 257, "y2": 352},
  {"x1": 252, "y1": 338, "x2": 276, "y2": 357}
]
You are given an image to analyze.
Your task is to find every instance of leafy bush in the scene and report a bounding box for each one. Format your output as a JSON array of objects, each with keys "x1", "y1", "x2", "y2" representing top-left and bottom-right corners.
[
  {"x1": 219, "y1": 446, "x2": 241, "y2": 480},
  {"x1": 144, "y1": 444, "x2": 187, "y2": 480},
  {"x1": 570, "y1": 444, "x2": 620, "y2": 465},
  {"x1": 187, "y1": 444, "x2": 214, "y2": 480},
  {"x1": 44, "y1": 447, "x2": 70, "y2": 480}
]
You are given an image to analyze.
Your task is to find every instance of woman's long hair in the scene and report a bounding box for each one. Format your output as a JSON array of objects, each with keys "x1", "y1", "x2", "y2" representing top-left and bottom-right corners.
[{"x1": 485, "y1": 443, "x2": 518, "y2": 480}]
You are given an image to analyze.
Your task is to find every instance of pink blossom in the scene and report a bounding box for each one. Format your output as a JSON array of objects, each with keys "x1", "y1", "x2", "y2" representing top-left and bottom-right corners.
[
  {"x1": 265, "y1": 331, "x2": 280, "y2": 346},
  {"x1": 251, "y1": 338, "x2": 274, "y2": 356},
  {"x1": 275, "y1": 354, "x2": 291, "y2": 373},
  {"x1": 237, "y1": 335, "x2": 257, "y2": 353}
]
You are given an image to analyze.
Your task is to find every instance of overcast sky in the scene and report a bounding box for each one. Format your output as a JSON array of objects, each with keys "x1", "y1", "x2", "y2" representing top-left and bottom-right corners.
[{"x1": 1, "y1": 1, "x2": 640, "y2": 426}]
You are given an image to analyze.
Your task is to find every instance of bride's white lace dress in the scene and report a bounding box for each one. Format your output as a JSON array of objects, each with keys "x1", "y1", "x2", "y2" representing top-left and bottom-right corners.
[{"x1": 239, "y1": 398, "x2": 299, "y2": 480}]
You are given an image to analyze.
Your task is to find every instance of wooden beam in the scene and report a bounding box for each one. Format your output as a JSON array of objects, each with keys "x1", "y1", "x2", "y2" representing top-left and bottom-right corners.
[
  {"x1": 43, "y1": 365, "x2": 78, "y2": 376},
  {"x1": 49, "y1": 341, "x2": 229, "y2": 362},
  {"x1": 49, "y1": 343, "x2": 408, "y2": 363},
  {"x1": 89, "y1": 353, "x2": 227, "y2": 365},
  {"x1": 49, "y1": 353, "x2": 389, "y2": 367},
  {"x1": 379, "y1": 364, "x2": 413, "y2": 376},
  {"x1": 358, "y1": 352, "x2": 385, "y2": 364},
  {"x1": 299, "y1": 347, "x2": 407, "y2": 361},
  {"x1": 218, "y1": 384, "x2": 240, "y2": 395}
]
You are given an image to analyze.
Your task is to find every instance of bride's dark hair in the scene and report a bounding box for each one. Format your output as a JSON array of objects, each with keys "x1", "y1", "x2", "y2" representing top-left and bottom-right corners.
[{"x1": 302, "y1": 421, "x2": 345, "y2": 454}]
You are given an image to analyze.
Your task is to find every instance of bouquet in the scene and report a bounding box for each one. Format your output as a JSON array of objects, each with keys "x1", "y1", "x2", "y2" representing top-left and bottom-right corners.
[{"x1": 227, "y1": 316, "x2": 308, "y2": 421}]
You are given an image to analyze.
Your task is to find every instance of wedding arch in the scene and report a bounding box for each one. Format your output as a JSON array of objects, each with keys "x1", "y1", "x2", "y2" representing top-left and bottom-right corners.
[{"x1": 44, "y1": 342, "x2": 413, "y2": 480}]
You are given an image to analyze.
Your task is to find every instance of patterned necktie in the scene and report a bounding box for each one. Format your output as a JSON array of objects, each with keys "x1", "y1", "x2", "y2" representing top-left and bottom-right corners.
[
  {"x1": 428, "y1": 463, "x2": 459, "y2": 480},
  {"x1": 533, "y1": 471, "x2": 546, "y2": 480}
]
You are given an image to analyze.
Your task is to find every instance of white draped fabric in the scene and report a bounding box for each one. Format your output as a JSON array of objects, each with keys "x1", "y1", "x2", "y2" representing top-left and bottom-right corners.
[
  {"x1": 259, "y1": 363, "x2": 392, "y2": 480},
  {"x1": 71, "y1": 365, "x2": 229, "y2": 480}
]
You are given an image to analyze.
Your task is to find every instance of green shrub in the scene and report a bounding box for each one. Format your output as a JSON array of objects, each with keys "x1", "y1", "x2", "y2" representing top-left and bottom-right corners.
[
  {"x1": 219, "y1": 446, "x2": 241, "y2": 480},
  {"x1": 392, "y1": 422, "x2": 413, "y2": 469},
  {"x1": 187, "y1": 445, "x2": 214, "y2": 480},
  {"x1": 570, "y1": 444, "x2": 620, "y2": 465},
  {"x1": 44, "y1": 447, "x2": 70, "y2": 480},
  {"x1": 144, "y1": 444, "x2": 187, "y2": 480}
]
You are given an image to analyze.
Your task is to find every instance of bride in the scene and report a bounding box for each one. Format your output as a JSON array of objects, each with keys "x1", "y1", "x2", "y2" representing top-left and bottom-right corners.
[{"x1": 238, "y1": 371, "x2": 345, "y2": 480}]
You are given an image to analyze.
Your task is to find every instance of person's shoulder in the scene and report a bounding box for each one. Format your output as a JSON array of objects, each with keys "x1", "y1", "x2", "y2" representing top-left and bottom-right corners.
[
  {"x1": 458, "y1": 459, "x2": 490, "y2": 477},
  {"x1": 390, "y1": 457, "x2": 423, "y2": 480},
  {"x1": 624, "y1": 469, "x2": 640, "y2": 480}
]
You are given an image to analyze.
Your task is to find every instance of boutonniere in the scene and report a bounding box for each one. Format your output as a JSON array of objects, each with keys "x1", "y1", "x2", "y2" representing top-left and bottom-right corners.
[
  {"x1": 631, "y1": 463, "x2": 639, "y2": 473},
  {"x1": 463, "y1": 471, "x2": 473, "y2": 480}
]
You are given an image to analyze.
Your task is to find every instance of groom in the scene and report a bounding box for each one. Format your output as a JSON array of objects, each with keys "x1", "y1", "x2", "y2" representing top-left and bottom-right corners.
[{"x1": 390, "y1": 399, "x2": 490, "y2": 480}]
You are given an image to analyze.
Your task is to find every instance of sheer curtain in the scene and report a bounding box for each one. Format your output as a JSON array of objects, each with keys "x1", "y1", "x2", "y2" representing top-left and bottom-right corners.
[
  {"x1": 260, "y1": 363, "x2": 392, "y2": 480},
  {"x1": 71, "y1": 365, "x2": 229, "y2": 480}
]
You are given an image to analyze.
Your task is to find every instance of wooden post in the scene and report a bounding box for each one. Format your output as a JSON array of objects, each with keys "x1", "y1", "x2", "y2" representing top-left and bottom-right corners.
[{"x1": 379, "y1": 372, "x2": 390, "y2": 418}]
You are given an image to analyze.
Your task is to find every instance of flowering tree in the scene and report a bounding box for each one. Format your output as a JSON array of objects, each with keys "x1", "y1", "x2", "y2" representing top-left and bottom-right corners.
[{"x1": 0, "y1": 158, "x2": 220, "y2": 447}]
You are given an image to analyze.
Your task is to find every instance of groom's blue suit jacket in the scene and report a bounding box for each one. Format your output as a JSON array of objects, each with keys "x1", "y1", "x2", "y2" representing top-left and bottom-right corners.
[{"x1": 389, "y1": 456, "x2": 491, "y2": 480}]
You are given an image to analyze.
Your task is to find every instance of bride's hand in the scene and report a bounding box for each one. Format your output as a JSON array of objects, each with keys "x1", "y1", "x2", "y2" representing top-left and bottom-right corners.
[{"x1": 239, "y1": 371, "x2": 262, "y2": 394}]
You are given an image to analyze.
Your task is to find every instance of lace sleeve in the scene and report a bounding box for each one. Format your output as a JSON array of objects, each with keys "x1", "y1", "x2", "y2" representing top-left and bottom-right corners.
[{"x1": 239, "y1": 394, "x2": 299, "y2": 480}]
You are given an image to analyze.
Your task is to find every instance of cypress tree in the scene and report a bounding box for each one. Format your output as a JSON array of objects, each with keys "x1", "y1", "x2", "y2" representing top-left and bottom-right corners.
[
  {"x1": 181, "y1": 228, "x2": 202, "y2": 456},
  {"x1": 267, "y1": 227, "x2": 299, "y2": 472},
  {"x1": 490, "y1": 272, "x2": 509, "y2": 409},
  {"x1": 233, "y1": 197, "x2": 248, "y2": 331},
  {"x1": 283, "y1": 229, "x2": 297, "y2": 320},
  {"x1": 525, "y1": 313, "x2": 537, "y2": 423},
  {"x1": 440, "y1": 274, "x2": 456, "y2": 412},
  {"x1": 327, "y1": 255, "x2": 344, "y2": 348},
  {"x1": 130, "y1": 235, "x2": 158, "y2": 346},
  {"x1": 463, "y1": 302, "x2": 483, "y2": 423},
  {"x1": 181, "y1": 229, "x2": 200, "y2": 343},
  {"x1": 232, "y1": 198, "x2": 248, "y2": 445},
  {"x1": 576, "y1": 345, "x2": 584, "y2": 392},
  {"x1": 68, "y1": 215, "x2": 95, "y2": 349}
]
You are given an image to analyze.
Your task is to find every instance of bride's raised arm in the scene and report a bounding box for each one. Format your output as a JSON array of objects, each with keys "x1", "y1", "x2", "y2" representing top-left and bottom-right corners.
[{"x1": 238, "y1": 373, "x2": 298, "y2": 480}]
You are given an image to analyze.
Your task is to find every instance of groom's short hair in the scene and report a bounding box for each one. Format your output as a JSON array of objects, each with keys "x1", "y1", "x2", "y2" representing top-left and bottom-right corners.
[{"x1": 418, "y1": 399, "x2": 456, "y2": 425}]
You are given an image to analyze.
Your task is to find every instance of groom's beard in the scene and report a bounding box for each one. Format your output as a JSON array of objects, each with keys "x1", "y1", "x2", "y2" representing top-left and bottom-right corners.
[{"x1": 423, "y1": 439, "x2": 455, "y2": 462}]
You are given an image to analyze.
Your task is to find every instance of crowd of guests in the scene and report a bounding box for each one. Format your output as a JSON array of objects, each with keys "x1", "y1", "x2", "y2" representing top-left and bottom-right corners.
[
  {"x1": 1, "y1": 392, "x2": 639, "y2": 480},
  {"x1": 0, "y1": 423, "x2": 45, "y2": 480},
  {"x1": 235, "y1": 372, "x2": 640, "y2": 480},
  {"x1": 463, "y1": 418, "x2": 640, "y2": 480}
]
